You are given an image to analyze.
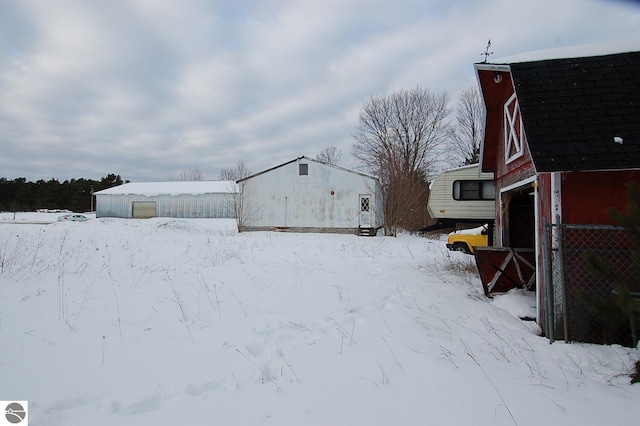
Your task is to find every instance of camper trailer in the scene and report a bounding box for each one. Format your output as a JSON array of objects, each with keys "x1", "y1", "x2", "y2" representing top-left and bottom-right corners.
[
  {"x1": 427, "y1": 164, "x2": 495, "y2": 226},
  {"x1": 422, "y1": 164, "x2": 495, "y2": 235},
  {"x1": 426, "y1": 164, "x2": 496, "y2": 253}
]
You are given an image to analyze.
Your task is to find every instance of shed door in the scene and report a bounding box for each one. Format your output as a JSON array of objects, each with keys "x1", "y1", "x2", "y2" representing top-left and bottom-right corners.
[
  {"x1": 132, "y1": 201, "x2": 156, "y2": 219},
  {"x1": 359, "y1": 194, "x2": 373, "y2": 228}
]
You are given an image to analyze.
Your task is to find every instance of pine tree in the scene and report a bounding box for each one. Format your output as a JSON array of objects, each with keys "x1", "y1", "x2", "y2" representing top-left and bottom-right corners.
[{"x1": 583, "y1": 182, "x2": 640, "y2": 348}]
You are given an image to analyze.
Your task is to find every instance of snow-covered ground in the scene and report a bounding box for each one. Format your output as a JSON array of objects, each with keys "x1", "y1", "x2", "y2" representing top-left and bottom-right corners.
[{"x1": 1, "y1": 213, "x2": 638, "y2": 426}]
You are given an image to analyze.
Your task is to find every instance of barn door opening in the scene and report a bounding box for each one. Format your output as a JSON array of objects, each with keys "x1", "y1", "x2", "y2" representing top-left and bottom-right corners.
[
  {"x1": 506, "y1": 188, "x2": 535, "y2": 248},
  {"x1": 359, "y1": 194, "x2": 373, "y2": 229}
]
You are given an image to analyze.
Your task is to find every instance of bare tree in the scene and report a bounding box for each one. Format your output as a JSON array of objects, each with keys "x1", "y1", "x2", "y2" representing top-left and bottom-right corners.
[
  {"x1": 220, "y1": 161, "x2": 254, "y2": 232},
  {"x1": 452, "y1": 86, "x2": 484, "y2": 165},
  {"x1": 352, "y1": 86, "x2": 451, "y2": 235},
  {"x1": 316, "y1": 147, "x2": 342, "y2": 165},
  {"x1": 218, "y1": 167, "x2": 235, "y2": 181},
  {"x1": 176, "y1": 167, "x2": 203, "y2": 181},
  {"x1": 219, "y1": 160, "x2": 251, "y2": 181}
]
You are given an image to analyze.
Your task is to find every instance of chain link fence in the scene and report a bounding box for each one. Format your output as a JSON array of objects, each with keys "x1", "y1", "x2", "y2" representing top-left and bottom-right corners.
[{"x1": 544, "y1": 222, "x2": 639, "y2": 347}]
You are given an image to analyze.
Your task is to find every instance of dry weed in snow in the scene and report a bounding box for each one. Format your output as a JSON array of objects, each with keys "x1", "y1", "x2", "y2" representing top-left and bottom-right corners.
[{"x1": 0, "y1": 213, "x2": 638, "y2": 426}]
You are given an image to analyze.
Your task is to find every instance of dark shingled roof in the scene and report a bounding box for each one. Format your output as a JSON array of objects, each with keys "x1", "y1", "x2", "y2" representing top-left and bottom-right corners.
[{"x1": 509, "y1": 51, "x2": 640, "y2": 172}]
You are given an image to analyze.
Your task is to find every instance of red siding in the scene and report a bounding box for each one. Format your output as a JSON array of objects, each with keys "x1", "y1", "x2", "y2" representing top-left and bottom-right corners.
[{"x1": 561, "y1": 170, "x2": 640, "y2": 225}]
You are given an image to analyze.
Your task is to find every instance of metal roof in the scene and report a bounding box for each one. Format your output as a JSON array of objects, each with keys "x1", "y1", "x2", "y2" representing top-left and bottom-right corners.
[
  {"x1": 237, "y1": 156, "x2": 379, "y2": 182},
  {"x1": 94, "y1": 181, "x2": 238, "y2": 196}
]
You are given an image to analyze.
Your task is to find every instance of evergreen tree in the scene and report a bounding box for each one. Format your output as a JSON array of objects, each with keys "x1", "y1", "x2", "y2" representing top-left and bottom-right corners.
[
  {"x1": 0, "y1": 174, "x2": 125, "y2": 212},
  {"x1": 583, "y1": 182, "x2": 640, "y2": 348}
]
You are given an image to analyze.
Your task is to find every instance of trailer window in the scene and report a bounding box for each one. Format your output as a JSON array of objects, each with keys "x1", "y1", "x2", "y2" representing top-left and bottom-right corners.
[{"x1": 453, "y1": 180, "x2": 495, "y2": 200}]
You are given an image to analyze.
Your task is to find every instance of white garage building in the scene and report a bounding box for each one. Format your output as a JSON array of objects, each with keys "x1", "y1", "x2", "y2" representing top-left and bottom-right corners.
[
  {"x1": 237, "y1": 156, "x2": 383, "y2": 235},
  {"x1": 95, "y1": 181, "x2": 237, "y2": 219}
]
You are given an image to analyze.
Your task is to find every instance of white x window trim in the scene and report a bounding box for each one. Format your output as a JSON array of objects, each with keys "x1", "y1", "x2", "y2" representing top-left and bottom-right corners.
[{"x1": 504, "y1": 93, "x2": 524, "y2": 163}]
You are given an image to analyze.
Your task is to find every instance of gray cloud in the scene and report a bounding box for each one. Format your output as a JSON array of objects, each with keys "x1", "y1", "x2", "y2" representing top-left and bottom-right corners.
[{"x1": 1, "y1": 0, "x2": 639, "y2": 181}]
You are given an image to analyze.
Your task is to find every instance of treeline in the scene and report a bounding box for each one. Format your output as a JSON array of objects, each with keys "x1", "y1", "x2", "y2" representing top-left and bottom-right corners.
[{"x1": 0, "y1": 174, "x2": 125, "y2": 213}]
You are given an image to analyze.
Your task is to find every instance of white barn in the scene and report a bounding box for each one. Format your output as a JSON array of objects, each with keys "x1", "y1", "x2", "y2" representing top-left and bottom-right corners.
[
  {"x1": 95, "y1": 181, "x2": 237, "y2": 219},
  {"x1": 237, "y1": 156, "x2": 383, "y2": 235}
]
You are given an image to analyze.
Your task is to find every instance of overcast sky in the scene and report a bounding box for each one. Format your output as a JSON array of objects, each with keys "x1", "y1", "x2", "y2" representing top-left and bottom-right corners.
[{"x1": 2, "y1": 0, "x2": 640, "y2": 182}]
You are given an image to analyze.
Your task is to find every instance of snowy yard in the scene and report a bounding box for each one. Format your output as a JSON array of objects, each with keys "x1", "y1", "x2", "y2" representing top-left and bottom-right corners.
[{"x1": 0, "y1": 213, "x2": 638, "y2": 425}]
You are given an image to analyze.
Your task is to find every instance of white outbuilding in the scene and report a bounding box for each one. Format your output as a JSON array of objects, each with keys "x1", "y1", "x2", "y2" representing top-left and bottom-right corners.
[
  {"x1": 94, "y1": 181, "x2": 237, "y2": 219},
  {"x1": 236, "y1": 156, "x2": 383, "y2": 235}
]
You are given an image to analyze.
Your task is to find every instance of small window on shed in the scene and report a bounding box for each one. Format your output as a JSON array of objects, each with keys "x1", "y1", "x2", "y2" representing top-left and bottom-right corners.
[{"x1": 299, "y1": 164, "x2": 308, "y2": 175}]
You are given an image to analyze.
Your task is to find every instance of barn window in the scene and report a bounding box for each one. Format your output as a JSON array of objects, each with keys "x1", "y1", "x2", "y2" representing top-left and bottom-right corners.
[
  {"x1": 504, "y1": 93, "x2": 525, "y2": 163},
  {"x1": 453, "y1": 180, "x2": 495, "y2": 200},
  {"x1": 299, "y1": 164, "x2": 308, "y2": 175}
]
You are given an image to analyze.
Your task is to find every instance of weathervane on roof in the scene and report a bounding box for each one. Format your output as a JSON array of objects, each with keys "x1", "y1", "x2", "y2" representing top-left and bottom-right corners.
[{"x1": 481, "y1": 39, "x2": 494, "y2": 63}]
